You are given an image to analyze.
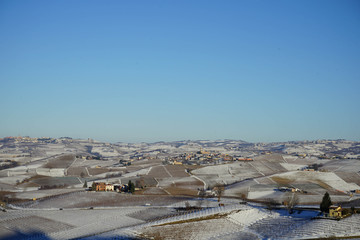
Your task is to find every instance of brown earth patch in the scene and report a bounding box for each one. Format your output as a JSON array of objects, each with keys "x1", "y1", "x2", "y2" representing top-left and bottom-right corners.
[
  {"x1": 165, "y1": 165, "x2": 189, "y2": 177},
  {"x1": 148, "y1": 166, "x2": 172, "y2": 178},
  {"x1": 271, "y1": 176, "x2": 294, "y2": 186},
  {"x1": 87, "y1": 168, "x2": 114, "y2": 175},
  {"x1": 142, "y1": 187, "x2": 169, "y2": 195},
  {"x1": 174, "y1": 179, "x2": 203, "y2": 189},
  {"x1": 67, "y1": 167, "x2": 89, "y2": 177},
  {"x1": 43, "y1": 154, "x2": 75, "y2": 168},
  {"x1": 164, "y1": 186, "x2": 198, "y2": 197},
  {"x1": 336, "y1": 172, "x2": 360, "y2": 186}
]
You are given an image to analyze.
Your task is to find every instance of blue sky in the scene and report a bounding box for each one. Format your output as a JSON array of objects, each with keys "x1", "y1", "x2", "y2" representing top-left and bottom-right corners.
[{"x1": 1, "y1": 0, "x2": 359, "y2": 143}]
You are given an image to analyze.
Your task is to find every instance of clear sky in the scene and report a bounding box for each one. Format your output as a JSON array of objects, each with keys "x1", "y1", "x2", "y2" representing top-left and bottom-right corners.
[{"x1": 1, "y1": 0, "x2": 359, "y2": 143}]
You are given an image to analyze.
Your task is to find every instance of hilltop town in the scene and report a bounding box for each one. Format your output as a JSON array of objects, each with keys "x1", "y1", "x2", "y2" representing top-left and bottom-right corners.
[{"x1": 1, "y1": 137, "x2": 360, "y2": 239}]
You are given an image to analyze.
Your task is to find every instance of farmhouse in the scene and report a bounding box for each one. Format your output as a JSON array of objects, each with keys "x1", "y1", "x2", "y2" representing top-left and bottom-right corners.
[
  {"x1": 95, "y1": 182, "x2": 106, "y2": 191},
  {"x1": 95, "y1": 182, "x2": 115, "y2": 191},
  {"x1": 329, "y1": 206, "x2": 342, "y2": 218},
  {"x1": 105, "y1": 184, "x2": 114, "y2": 191},
  {"x1": 291, "y1": 187, "x2": 301, "y2": 193}
]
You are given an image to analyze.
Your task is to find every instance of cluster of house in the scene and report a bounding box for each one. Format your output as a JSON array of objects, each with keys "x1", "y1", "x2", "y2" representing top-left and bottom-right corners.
[
  {"x1": 91, "y1": 182, "x2": 129, "y2": 192},
  {"x1": 165, "y1": 149, "x2": 253, "y2": 165},
  {"x1": 0, "y1": 136, "x2": 56, "y2": 144}
]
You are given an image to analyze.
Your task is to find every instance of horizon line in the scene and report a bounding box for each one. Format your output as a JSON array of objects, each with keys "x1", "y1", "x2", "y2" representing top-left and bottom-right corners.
[{"x1": 1, "y1": 135, "x2": 357, "y2": 144}]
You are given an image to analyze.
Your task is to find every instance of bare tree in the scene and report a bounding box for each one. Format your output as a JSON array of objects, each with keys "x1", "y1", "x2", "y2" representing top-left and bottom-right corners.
[
  {"x1": 136, "y1": 178, "x2": 146, "y2": 189},
  {"x1": 214, "y1": 183, "x2": 225, "y2": 202},
  {"x1": 238, "y1": 188, "x2": 249, "y2": 201},
  {"x1": 285, "y1": 193, "x2": 299, "y2": 214},
  {"x1": 265, "y1": 198, "x2": 279, "y2": 213},
  {"x1": 185, "y1": 201, "x2": 191, "y2": 210},
  {"x1": 197, "y1": 188, "x2": 206, "y2": 208}
]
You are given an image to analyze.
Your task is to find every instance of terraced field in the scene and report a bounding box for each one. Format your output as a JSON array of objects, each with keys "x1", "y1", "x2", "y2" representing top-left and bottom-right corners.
[
  {"x1": 66, "y1": 167, "x2": 89, "y2": 177},
  {"x1": 335, "y1": 172, "x2": 360, "y2": 186},
  {"x1": 43, "y1": 154, "x2": 75, "y2": 168},
  {"x1": 164, "y1": 165, "x2": 189, "y2": 177},
  {"x1": 322, "y1": 159, "x2": 360, "y2": 172},
  {"x1": 147, "y1": 166, "x2": 172, "y2": 178},
  {"x1": 31, "y1": 176, "x2": 82, "y2": 187}
]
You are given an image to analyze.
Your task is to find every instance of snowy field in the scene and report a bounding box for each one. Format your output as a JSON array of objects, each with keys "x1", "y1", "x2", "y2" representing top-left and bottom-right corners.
[
  {"x1": 82, "y1": 204, "x2": 360, "y2": 240},
  {"x1": 11, "y1": 188, "x2": 81, "y2": 199},
  {"x1": 322, "y1": 159, "x2": 360, "y2": 173},
  {"x1": 336, "y1": 172, "x2": 360, "y2": 186},
  {"x1": 191, "y1": 162, "x2": 263, "y2": 186},
  {"x1": 35, "y1": 168, "x2": 65, "y2": 177},
  {"x1": 0, "y1": 174, "x2": 30, "y2": 185},
  {"x1": 280, "y1": 163, "x2": 308, "y2": 171},
  {"x1": 13, "y1": 191, "x2": 189, "y2": 209},
  {"x1": 1, "y1": 140, "x2": 360, "y2": 239},
  {"x1": 272, "y1": 171, "x2": 360, "y2": 192},
  {"x1": 0, "y1": 208, "x2": 145, "y2": 240},
  {"x1": 192, "y1": 160, "x2": 288, "y2": 187},
  {"x1": 247, "y1": 190, "x2": 280, "y2": 199}
]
